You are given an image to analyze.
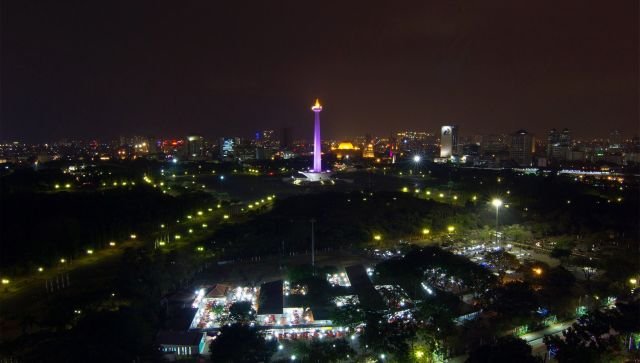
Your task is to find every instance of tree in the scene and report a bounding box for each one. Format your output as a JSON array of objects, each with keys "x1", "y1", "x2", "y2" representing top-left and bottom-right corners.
[
  {"x1": 210, "y1": 324, "x2": 277, "y2": 363},
  {"x1": 550, "y1": 247, "x2": 571, "y2": 262},
  {"x1": 486, "y1": 251, "x2": 520, "y2": 271},
  {"x1": 489, "y1": 281, "x2": 538, "y2": 325},
  {"x1": 228, "y1": 301, "x2": 256, "y2": 324},
  {"x1": 360, "y1": 312, "x2": 416, "y2": 361},
  {"x1": 503, "y1": 224, "x2": 533, "y2": 243},
  {"x1": 330, "y1": 297, "x2": 365, "y2": 328},
  {"x1": 306, "y1": 339, "x2": 355, "y2": 362},
  {"x1": 544, "y1": 300, "x2": 640, "y2": 363},
  {"x1": 467, "y1": 336, "x2": 540, "y2": 363}
]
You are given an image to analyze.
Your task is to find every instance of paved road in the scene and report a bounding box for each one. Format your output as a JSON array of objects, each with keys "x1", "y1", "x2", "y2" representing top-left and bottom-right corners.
[{"x1": 524, "y1": 320, "x2": 574, "y2": 360}]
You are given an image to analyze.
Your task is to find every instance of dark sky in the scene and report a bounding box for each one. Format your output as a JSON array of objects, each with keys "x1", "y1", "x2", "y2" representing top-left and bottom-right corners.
[{"x1": 1, "y1": 0, "x2": 638, "y2": 142}]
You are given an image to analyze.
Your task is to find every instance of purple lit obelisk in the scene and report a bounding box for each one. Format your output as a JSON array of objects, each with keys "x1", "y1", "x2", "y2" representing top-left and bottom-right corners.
[
  {"x1": 298, "y1": 99, "x2": 331, "y2": 182},
  {"x1": 311, "y1": 99, "x2": 323, "y2": 172}
]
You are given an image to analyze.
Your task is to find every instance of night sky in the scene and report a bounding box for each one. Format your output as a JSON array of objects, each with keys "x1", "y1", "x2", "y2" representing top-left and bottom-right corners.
[{"x1": 1, "y1": 1, "x2": 637, "y2": 142}]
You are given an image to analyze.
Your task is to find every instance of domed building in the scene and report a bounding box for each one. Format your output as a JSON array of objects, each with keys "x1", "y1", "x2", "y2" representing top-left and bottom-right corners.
[{"x1": 331, "y1": 141, "x2": 360, "y2": 160}]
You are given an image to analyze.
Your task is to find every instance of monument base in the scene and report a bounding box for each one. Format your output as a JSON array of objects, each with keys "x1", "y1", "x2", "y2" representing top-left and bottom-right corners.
[{"x1": 298, "y1": 171, "x2": 333, "y2": 182}]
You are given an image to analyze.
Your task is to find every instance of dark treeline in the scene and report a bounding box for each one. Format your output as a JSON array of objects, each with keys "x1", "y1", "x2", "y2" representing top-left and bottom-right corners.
[
  {"x1": 0, "y1": 187, "x2": 215, "y2": 274},
  {"x1": 212, "y1": 191, "x2": 484, "y2": 258}
]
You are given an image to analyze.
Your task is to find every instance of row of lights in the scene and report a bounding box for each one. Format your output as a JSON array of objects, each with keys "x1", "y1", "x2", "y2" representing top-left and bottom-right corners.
[{"x1": 1, "y1": 238, "x2": 128, "y2": 286}]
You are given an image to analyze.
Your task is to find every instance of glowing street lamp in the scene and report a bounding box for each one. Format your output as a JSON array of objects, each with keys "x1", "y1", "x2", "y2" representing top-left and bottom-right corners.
[
  {"x1": 412, "y1": 154, "x2": 422, "y2": 174},
  {"x1": 374, "y1": 234, "x2": 382, "y2": 241},
  {"x1": 422, "y1": 228, "x2": 430, "y2": 235},
  {"x1": 492, "y1": 198, "x2": 503, "y2": 245},
  {"x1": 447, "y1": 226, "x2": 455, "y2": 233},
  {"x1": 38, "y1": 267, "x2": 44, "y2": 272}
]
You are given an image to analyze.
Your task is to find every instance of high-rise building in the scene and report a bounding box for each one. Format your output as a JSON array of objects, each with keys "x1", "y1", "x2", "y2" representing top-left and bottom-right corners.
[
  {"x1": 440, "y1": 125, "x2": 458, "y2": 158},
  {"x1": 280, "y1": 127, "x2": 293, "y2": 150},
  {"x1": 396, "y1": 131, "x2": 433, "y2": 154},
  {"x1": 547, "y1": 128, "x2": 571, "y2": 160},
  {"x1": 609, "y1": 129, "x2": 622, "y2": 149},
  {"x1": 255, "y1": 130, "x2": 278, "y2": 149},
  {"x1": 481, "y1": 134, "x2": 508, "y2": 155},
  {"x1": 510, "y1": 129, "x2": 535, "y2": 166},
  {"x1": 219, "y1": 137, "x2": 236, "y2": 159},
  {"x1": 185, "y1": 135, "x2": 205, "y2": 160}
]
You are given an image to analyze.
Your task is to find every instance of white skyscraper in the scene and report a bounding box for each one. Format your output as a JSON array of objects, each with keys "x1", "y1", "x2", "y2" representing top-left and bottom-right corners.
[{"x1": 440, "y1": 125, "x2": 458, "y2": 158}]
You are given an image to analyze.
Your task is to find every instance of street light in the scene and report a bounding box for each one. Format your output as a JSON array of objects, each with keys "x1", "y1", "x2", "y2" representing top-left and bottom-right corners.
[
  {"x1": 413, "y1": 155, "x2": 421, "y2": 174},
  {"x1": 492, "y1": 198, "x2": 503, "y2": 246}
]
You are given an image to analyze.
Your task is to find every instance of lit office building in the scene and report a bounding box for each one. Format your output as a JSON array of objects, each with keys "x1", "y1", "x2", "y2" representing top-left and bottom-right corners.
[
  {"x1": 185, "y1": 135, "x2": 205, "y2": 160},
  {"x1": 547, "y1": 128, "x2": 571, "y2": 160},
  {"x1": 510, "y1": 129, "x2": 535, "y2": 166},
  {"x1": 440, "y1": 125, "x2": 458, "y2": 158},
  {"x1": 219, "y1": 137, "x2": 237, "y2": 159}
]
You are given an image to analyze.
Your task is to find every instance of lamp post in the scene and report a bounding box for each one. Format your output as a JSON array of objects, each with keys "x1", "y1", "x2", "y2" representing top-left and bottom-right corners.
[
  {"x1": 310, "y1": 218, "x2": 316, "y2": 276},
  {"x1": 413, "y1": 155, "x2": 421, "y2": 174},
  {"x1": 492, "y1": 199, "x2": 503, "y2": 246}
]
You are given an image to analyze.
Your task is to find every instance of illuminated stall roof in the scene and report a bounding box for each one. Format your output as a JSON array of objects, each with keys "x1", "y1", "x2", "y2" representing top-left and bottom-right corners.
[{"x1": 205, "y1": 284, "x2": 230, "y2": 299}]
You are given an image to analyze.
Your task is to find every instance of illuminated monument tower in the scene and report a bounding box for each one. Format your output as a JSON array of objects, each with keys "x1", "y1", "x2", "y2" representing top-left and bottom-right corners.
[
  {"x1": 300, "y1": 99, "x2": 332, "y2": 182},
  {"x1": 312, "y1": 99, "x2": 323, "y2": 171}
]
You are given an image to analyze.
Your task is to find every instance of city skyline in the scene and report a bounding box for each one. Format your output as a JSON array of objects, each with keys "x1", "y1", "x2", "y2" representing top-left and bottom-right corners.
[
  {"x1": 1, "y1": 1, "x2": 637, "y2": 142},
  {"x1": 1, "y1": 2, "x2": 639, "y2": 361}
]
